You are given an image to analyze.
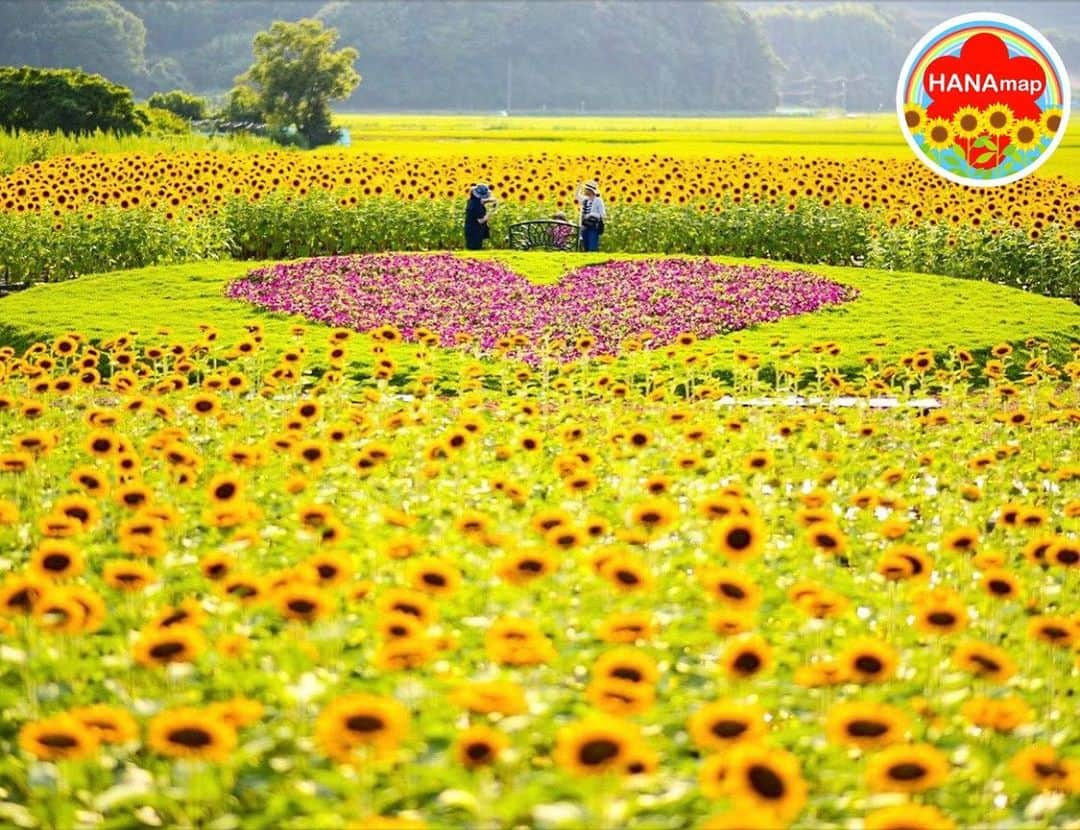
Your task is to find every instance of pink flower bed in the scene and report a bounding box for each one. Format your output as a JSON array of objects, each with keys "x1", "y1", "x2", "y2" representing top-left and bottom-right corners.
[{"x1": 227, "y1": 254, "x2": 857, "y2": 359}]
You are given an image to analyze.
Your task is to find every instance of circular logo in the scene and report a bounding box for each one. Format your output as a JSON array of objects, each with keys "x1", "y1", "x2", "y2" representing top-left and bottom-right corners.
[{"x1": 897, "y1": 13, "x2": 1070, "y2": 187}]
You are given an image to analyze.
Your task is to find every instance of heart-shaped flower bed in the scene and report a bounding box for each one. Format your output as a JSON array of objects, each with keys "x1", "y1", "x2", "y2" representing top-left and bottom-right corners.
[{"x1": 227, "y1": 254, "x2": 857, "y2": 359}]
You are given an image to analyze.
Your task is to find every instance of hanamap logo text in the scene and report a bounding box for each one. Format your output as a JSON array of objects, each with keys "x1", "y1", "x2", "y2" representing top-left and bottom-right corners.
[{"x1": 897, "y1": 13, "x2": 1070, "y2": 187}]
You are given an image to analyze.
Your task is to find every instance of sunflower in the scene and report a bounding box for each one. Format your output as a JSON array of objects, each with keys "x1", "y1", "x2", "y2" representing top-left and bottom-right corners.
[
  {"x1": 497, "y1": 548, "x2": 559, "y2": 584},
  {"x1": 19, "y1": 714, "x2": 99, "y2": 761},
  {"x1": 923, "y1": 119, "x2": 954, "y2": 150},
  {"x1": 826, "y1": 701, "x2": 908, "y2": 749},
  {"x1": 864, "y1": 805, "x2": 956, "y2": 830},
  {"x1": 553, "y1": 717, "x2": 639, "y2": 776},
  {"x1": 1040, "y1": 107, "x2": 1063, "y2": 136},
  {"x1": 66, "y1": 586, "x2": 107, "y2": 633},
  {"x1": 984, "y1": 103, "x2": 1014, "y2": 134},
  {"x1": 32, "y1": 587, "x2": 88, "y2": 633},
  {"x1": 484, "y1": 617, "x2": 555, "y2": 666},
  {"x1": 699, "y1": 753, "x2": 731, "y2": 799},
  {"x1": 840, "y1": 638, "x2": 898, "y2": 684},
  {"x1": 1048, "y1": 539, "x2": 1079, "y2": 568},
  {"x1": 199, "y1": 551, "x2": 236, "y2": 582},
  {"x1": 961, "y1": 696, "x2": 1033, "y2": 733},
  {"x1": 713, "y1": 515, "x2": 766, "y2": 562},
  {"x1": 102, "y1": 560, "x2": 156, "y2": 592},
  {"x1": 1010, "y1": 745, "x2": 1078, "y2": 792},
  {"x1": 1010, "y1": 119, "x2": 1042, "y2": 151},
  {"x1": 586, "y1": 677, "x2": 656, "y2": 716},
  {"x1": 597, "y1": 611, "x2": 654, "y2": 644},
  {"x1": 700, "y1": 567, "x2": 762, "y2": 610},
  {"x1": 952, "y1": 640, "x2": 1016, "y2": 683},
  {"x1": 593, "y1": 647, "x2": 658, "y2": 686},
  {"x1": 449, "y1": 680, "x2": 527, "y2": 716},
  {"x1": 149, "y1": 708, "x2": 237, "y2": 762},
  {"x1": 207, "y1": 473, "x2": 243, "y2": 504},
  {"x1": 902, "y1": 103, "x2": 927, "y2": 132},
  {"x1": 722, "y1": 635, "x2": 772, "y2": 680},
  {"x1": 275, "y1": 584, "x2": 332, "y2": 623},
  {"x1": 600, "y1": 554, "x2": 653, "y2": 592},
  {"x1": 806, "y1": 522, "x2": 847, "y2": 555},
  {"x1": 628, "y1": 498, "x2": 677, "y2": 533},
  {"x1": 30, "y1": 539, "x2": 84, "y2": 580},
  {"x1": 980, "y1": 568, "x2": 1021, "y2": 600},
  {"x1": 942, "y1": 527, "x2": 979, "y2": 554},
  {"x1": 374, "y1": 635, "x2": 436, "y2": 671},
  {"x1": 1028, "y1": 615, "x2": 1074, "y2": 648},
  {"x1": 707, "y1": 608, "x2": 754, "y2": 637},
  {"x1": 913, "y1": 589, "x2": 967, "y2": 635},
  {"x1": 70, "y1": 705, "x2": 139, "y2": 744},
  {"x1": 688, "y1": 701, "x2": 767, "y2": 751},
  {"x1": 133, "y1": 626, "x2": 205, "y2": 667},
  {"x1": 375, "y1": 588, "x2": 437, "y2": 626},
  {"x1": 724, "y1": 744, "x2": 808, "y2": 822},
  {"x1": 316, "y1": 694, "x2": 410, "y2": 762},
  {"x1": 454, "y1": 725, "x2": 509, "y2": 768},
  {"x1": 867, "y1": 743, "x2": 949, "y2": 792},
  {"x1": 951, "y1": 106, "x2": 984, "y2": 138},
  {"x1": 52, "y1": 494, "x2": 100, "y2": 531}
]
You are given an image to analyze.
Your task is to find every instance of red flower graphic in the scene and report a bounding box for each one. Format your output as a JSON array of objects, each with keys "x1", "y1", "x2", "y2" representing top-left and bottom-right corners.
[{"x1": 922, "y1": 32, "x2": 1046, "y2": 168}]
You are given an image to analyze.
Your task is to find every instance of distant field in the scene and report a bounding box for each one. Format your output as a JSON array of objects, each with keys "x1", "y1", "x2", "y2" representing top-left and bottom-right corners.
[{"x1": 333, "y1": 113, "x2": 1080, "y2": 177}]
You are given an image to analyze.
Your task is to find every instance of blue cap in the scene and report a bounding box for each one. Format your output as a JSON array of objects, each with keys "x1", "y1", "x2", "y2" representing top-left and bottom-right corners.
[{"x1": 472, "y1": 183, "x2": 492, "y2": 200}]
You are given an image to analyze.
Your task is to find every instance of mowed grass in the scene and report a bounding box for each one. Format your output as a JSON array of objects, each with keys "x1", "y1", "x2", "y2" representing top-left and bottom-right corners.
[
  {"x1": 332, "y1": 113, "x2": 1080, "y2": 178},
  {"x1": 1, "y1": 252, "x2": 1077, "y2": 369}
]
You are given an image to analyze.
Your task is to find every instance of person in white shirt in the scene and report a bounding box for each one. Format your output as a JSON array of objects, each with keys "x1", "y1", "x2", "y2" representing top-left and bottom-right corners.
[{"x1": 575, "y1": 181, "x2": 606, "y2": 251}]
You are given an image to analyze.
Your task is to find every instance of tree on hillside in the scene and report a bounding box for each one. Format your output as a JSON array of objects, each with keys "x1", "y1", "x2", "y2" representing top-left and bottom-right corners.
[{"x1": 234, "y1": 18, "x2": 359, "y2": 146}]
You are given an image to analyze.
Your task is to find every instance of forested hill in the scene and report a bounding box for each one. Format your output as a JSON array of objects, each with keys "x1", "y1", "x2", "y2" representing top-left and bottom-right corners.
[
  {"x1": 0, "y1": 1, "x2": 778, "y2": 111},
  {"x1": 0, "y1": 1, "x2": 1076, "y2": 113}
]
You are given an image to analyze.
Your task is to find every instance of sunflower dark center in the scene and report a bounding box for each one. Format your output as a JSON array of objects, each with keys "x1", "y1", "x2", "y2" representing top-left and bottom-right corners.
[
  {"x1": 466, "y1": 742, "x2": 492, "y2": 761},
  {"x1": 989, "y1": 112, "x2": 1007, "y2": 128},
  {"x1": 847, "y1": 719, "x2": 888, "y2": 737},
  {"x1": 727, "y1": 529, "x2": 752, "y2": 550},
  {"x1": 422, "y1": 573, "x2": 447, "y2": 587},
  {"x1": 288, "y1": 599, "x2": 317, "y2": 614},
  {"x1": 815, "y1": 533, "x2": 838, "y2": 549},
  {"x1": 91, "y1": 439, "x2": 112, "y2": 453},
  {"x1": 66, "y1": 507, "x2": 89, "y2": 522},
  {"x1": 579, "y1": 739, "x2": 620, "y2": 765},
  {"x1": 1056, "y1": 549, "x2": 1078, "y2": 564},
  {"x1": 42, "y1": 554, "x2": 72, "y2": 572},
  {"x1": 612, "y1": 667, "x2": 642, "y2": 683},
  {"x1": 927, "y1": 612, "x2": 957, "y2": 626},
  {"x1": 888, "y1": 762, "x2": 927, "y2": 781},
  {"x1": 169, "y1": 728, "x2": 212, "y2": 747},
  {"x1": 988, "y1": 579, "x2": 1013, "y2": 595},
  {"x1": 1046, "y1": 114, "x2": 1060, "y2": 132},
  {"x1": 970, "y1": 655, "x2": 1000, "y2": 673},
  {"x1": 905, "y1": 110, "x2": 921, "y2": 127},
  {"x1": 1017, "y1": 126, "x2": 1035, "y2": 143},
  {"x1": 733, "y1": 652, "x2": 762, "y2": 674},
  {"x1": 317, "y1": 564, "x2": 337, "y2": 579},
  {"x1": 1039, "y1": 626, "x2": 1067, "y2": 640},
  {"x1": 710, "y1": 719, "x2": 748, "y2": 738},
  {"x1": 1034, "y1": 762, "x2": 1065, "y2": 778},
  {"x1": 395, "y1": 603, "x2": 421, "y2": 617},
  {"x1": 720, "y1": 583, "x2": 747, "y2": 600},
  {"x1": 149, "y1": 641, "x2": 186, "y2": 659},
  {"x1": 345, "y1": 715, "x2": 384, "y2": 733},
  {"x1": 214, "y1": 483, "x2": 236, "y2": 500},
  {"x1": 854, "y1": 655, "x2": 884, "y2": 674},
  {"x1": 159, "y1": 611, "x2": 189, "y2": 627},
  {"x1": 519, "y1": 559, "x2": 544, "y2": 573},
  {"x1": 930, "y1": 126, "x2": 948, "y2": 142},
  {"x1": 39, "y1": 733, "x2": 79, "y2": 749},
  {"x1": 748, "y1": 764, "x2": 785, "y2": 799},
  {"x1": 616, "y1": 569, "x2": 640, "y2": 585},
  {"x1": 960, "y1": 115, "x2": 978, "y2": 131}
]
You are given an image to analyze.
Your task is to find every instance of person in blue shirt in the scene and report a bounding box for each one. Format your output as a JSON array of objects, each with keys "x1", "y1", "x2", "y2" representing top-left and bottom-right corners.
[{"x1": 464, "y1": 183, "x2": 495, "y2": 250}]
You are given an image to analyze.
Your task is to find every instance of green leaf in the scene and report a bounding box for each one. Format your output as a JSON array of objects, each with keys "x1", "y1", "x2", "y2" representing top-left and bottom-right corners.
[{"x1": 975, "y1": 151, "x2": 996, "y2": 164}]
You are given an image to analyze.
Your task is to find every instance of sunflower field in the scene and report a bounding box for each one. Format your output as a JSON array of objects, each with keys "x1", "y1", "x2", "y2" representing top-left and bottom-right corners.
[
  {"x1": 0, "y1": 135, "x2": 1078, "y2": 296},
  {"x1": 0, "y1": 247, "x2": 1077, "y2": 829}
]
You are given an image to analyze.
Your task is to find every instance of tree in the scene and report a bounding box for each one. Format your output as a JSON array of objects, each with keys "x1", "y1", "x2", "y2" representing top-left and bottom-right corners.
[
  {"x1": 148, "y1": 89, "x2": 209, "y2": 120},
  {"x1": 0, "y1": 66, "x2": 147, "y2": 135},
  {"x1": 235, "y1": 18, "x2": 359, "y2": 147}
]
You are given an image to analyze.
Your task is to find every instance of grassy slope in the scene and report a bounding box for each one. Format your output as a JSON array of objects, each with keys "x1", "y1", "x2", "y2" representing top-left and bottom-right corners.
[
  {"x1": 332, "y1": 113, "x2": 1080, "y2": 178},
  {"x1": 1, "y1": 252, "x2": 1077, "y2": 366}
]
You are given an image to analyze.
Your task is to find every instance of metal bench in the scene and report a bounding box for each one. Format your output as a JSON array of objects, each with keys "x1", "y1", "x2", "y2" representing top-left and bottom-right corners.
[{"x1": 508, "y1": 220, "x2": 580, "y2": 251}]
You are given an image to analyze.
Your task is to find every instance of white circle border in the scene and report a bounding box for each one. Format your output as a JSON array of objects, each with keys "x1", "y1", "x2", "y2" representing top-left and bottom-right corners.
[{"x1": 895, "y1": 12, "x2": 1071, "y2": 188}]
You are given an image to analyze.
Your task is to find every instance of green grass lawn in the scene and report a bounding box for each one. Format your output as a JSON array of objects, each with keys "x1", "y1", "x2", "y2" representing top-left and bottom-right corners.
[{"x1": 2, "y1": 252, "x2": 1078, "y2": 369}]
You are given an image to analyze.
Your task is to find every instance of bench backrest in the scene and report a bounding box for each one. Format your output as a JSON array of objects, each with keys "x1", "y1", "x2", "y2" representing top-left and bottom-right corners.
[{"x1": 508, "y1": 220, "x2": 580, "y2": 251}]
